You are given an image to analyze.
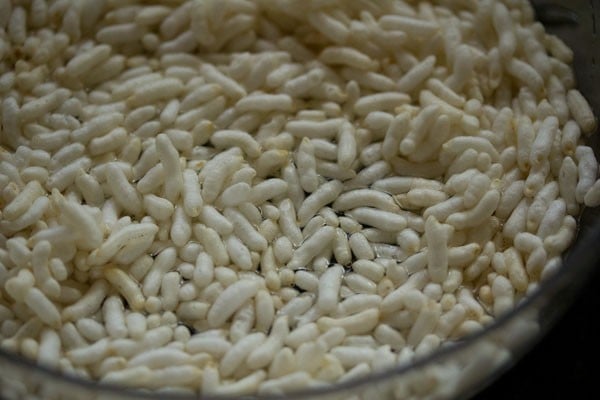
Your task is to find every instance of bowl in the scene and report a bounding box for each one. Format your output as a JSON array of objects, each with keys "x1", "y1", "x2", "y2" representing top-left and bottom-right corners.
[{"x1": 0, "y1": 1, "x2": 599, "y2": 399}]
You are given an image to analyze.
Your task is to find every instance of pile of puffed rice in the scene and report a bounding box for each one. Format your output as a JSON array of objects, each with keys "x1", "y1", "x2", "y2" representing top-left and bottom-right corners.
[{"x1": 0, "y1": 0, "x2": 598, "y2": 396}]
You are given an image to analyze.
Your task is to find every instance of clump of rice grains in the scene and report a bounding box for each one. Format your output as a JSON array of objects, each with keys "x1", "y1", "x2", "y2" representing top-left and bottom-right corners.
[{"x1": 0, "y1": 0, "x2": 598, "y2": 397}]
